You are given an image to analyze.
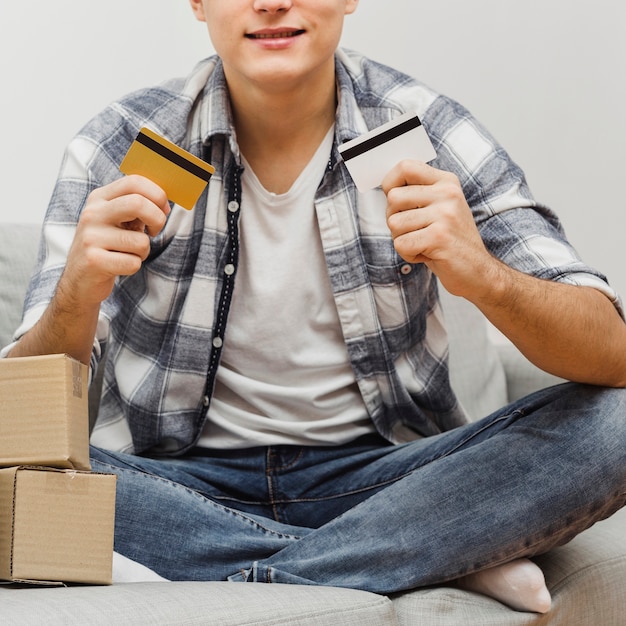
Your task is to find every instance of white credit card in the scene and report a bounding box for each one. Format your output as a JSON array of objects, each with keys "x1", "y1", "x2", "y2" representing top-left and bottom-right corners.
[{"x1": 338, "y1": 111, "x2": 436, "y2": 192}]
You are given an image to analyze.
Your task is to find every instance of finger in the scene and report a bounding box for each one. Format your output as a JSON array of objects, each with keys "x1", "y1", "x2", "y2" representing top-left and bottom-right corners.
[
  {"x1": 108, "y1": 224, "x2": 152, "y2": 261},
  {"x1": 112, "y1": 192, "x2": 169, "y2": 236},
  {"x1": 96, "y1": 174, "x2": 168, "y2": 208},
  {"x1": 387, "y1": 205, "x2": 434, "y2": 239},
  {"x1": 84, "y1": 244, "x2": 145, "y2": 278},
  {"x1": 122, "y1": 217, "x2": 149, "y2": 234},
  {"x1": 381, "y1": 159, "x2": 442, "y2": 195},
  {"x1": 81, "y1": 193, "x2": 166, "y2": 241},
  {"x1": 76, "y1": 217, "x2": 152, "y2": 263},
  {"x1": 385, "y1": 184, "x2": 437, "y2": 219},
  {"x1": 90, "y1": 175, "x2": 170, "y2": 236},
  {"x1": 391, "y1": 224, "x2": 437, "y2": 266}
]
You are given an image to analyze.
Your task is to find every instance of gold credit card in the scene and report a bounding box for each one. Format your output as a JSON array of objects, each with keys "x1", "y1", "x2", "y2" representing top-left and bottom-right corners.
[{"x1": 119, "y1": 127, "x2": 215, "y2": 210}]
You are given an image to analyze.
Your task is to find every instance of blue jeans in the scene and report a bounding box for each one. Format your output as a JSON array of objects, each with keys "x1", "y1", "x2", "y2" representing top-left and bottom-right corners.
[{"x1": 90, "y1": 383, "x2": 626, "y2": 594}]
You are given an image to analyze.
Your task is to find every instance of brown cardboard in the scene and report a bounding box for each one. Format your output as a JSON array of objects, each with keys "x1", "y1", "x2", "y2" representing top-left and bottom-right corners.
[
  {"x1": 0, "y1": 466, "x2": 116, "y2": 585},
  {"x1": 0, "y1": 354, "x2": 91, "y2": 471}
]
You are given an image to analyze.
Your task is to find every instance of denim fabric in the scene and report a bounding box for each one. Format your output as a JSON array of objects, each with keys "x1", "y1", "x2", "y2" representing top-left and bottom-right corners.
[
  {"x1": 91, "y1": 383, "x2": 626, "y2": 594},
  {"x1": 13, "y1": 51, "x2": 621, "y2": 457}
]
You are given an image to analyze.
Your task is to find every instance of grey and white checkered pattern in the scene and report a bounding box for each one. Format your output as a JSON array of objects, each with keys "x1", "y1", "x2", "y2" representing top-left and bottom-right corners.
[{"x1": 10, "y1": 50, "x2": 620, "y2": 455}]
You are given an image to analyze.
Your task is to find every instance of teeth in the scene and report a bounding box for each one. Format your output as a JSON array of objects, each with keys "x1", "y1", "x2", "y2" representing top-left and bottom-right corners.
[{"x1": 252, "y1": 31, "x2": 300, "y2": 39}]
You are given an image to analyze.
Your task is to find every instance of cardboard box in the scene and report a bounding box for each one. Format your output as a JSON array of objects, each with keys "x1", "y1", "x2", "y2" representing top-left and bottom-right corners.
[
  {"x1": 0, "y1": 354, "x2": 91, "y2": 471},
  {"x1": 0, "y1": 466, "x2": 116, "y2": 585}
]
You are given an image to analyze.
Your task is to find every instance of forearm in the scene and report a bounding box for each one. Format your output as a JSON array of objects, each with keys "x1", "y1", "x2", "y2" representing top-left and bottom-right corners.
[
  {"x1": 7, "y1": 280, "x2": 100, "y2": 366},
  {"x1": 473, "y1": 259, "x2": 626, "y2": 387},
  {"x1": 7, "y1": 175, "x2": 173, "y2": 365},
  {"x1": 381, "y1": 160, "x2": 625, "y2": 386}
]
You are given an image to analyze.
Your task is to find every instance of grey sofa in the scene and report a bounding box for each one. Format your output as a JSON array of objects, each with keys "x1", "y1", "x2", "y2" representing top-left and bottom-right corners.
[{"x1": 1, "y1": 222, "x2": 625, "y2": 625}]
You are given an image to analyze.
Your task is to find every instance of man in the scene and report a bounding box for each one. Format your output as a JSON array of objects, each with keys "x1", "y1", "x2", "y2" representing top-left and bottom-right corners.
[{"x1": 4, "y1": 0, "x2": 626, "y2": 613}]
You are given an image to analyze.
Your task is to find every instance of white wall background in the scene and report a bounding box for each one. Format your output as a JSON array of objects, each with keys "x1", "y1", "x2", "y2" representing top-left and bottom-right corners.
[{"x1": 1, "y1": 1, "x2": 625, "y2": 296}]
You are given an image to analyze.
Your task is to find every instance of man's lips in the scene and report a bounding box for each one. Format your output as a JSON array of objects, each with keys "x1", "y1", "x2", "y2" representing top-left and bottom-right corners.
[{"x1": 245, "y1": 29, "x2": 305, "y2": 39}]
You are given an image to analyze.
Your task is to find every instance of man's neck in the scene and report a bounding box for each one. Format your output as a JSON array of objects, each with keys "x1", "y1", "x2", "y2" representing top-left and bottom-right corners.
[{"x1": 226, "y1": 65, "x2": 337, "y2": 194}]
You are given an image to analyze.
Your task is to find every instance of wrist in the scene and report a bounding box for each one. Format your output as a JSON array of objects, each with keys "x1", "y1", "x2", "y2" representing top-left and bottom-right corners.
[{"x1": 470, "y1": 256, "x2": 527, "y2": 312}]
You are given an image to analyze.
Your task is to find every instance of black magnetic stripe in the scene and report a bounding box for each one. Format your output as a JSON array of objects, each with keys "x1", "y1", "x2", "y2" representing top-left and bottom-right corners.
[
  {"x1": 340, "y1": 116, "x2": 422, "y2": 162},
  {"x1": 135, "y1": 131, "x2": 213, "y2": 182}
]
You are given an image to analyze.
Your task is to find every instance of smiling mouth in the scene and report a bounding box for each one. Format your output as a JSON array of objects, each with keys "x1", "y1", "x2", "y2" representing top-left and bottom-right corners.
[{"x1": 246, "y1": 30, "x2": 305, "y2": 39}]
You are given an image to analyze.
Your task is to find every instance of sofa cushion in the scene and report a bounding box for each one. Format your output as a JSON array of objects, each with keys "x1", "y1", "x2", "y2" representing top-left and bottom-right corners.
[
  {"x1": 390, "y1": 506, "x2": 626, "y2": 625},
  {"x1": 497, "y1": 341, "x2": 565, "y2": 403},
  {"x1": 0, "y1": 581, "x2": 397, "y2": 626},
  {"x1": 439, "y1": 286, "x2": 508, "y2": 420},
  {"x1": 0, "y1": 223, "x2": 39, "y2": 350},
  {"x1": 534, "y1": 505, "x2": 626, "y2": 625}
]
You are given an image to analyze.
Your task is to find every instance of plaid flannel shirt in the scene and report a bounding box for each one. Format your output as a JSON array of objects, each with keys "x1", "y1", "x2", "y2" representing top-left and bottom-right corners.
[{"x1": 10, "y1": 49, "x2": 620, "y2": 455}]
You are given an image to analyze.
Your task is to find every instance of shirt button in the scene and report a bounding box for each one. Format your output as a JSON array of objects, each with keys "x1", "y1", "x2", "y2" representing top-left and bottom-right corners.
[
  {"x1": 228, "y1": 200, "x2": 240, "y2": 213},
  {"x1": 202, "y1": 396, "x2": 210, "y2": 407},
  {"x1": 224, "y1": 263, "x2": 235, "y2": 276},
  {"x1": 212, "y1": 337, "x2": 223, "y2": 349},
  {"x1": 400, "y1": 264, "x2": 413, "y2": 275}
]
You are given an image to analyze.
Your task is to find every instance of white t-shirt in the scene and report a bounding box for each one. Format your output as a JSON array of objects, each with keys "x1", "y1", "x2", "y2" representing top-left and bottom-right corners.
[{"x1": 198, "y1": 127, "x2": 374, "y2": 449}]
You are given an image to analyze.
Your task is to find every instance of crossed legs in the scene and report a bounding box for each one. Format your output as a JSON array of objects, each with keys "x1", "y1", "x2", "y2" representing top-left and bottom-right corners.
[{"x1": 91, "y1": 383, "x2": 626, "y2": 612}]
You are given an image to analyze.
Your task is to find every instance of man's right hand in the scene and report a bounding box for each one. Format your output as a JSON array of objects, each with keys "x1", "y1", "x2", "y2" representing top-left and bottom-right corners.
[
  {"x1": 7, "y1": 175, "x2": 170, "y2": 364},
  {"x1": 62, "y1": 175, "x2": 171, "y2": 308}
]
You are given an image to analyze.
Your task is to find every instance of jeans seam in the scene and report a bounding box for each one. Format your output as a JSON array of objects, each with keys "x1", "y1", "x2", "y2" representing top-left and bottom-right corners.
[
  {"x1": 227, "y1": 414, "x2": 524, "y2": 508},
  {"x1": 266, "y1": 448, "x2": 282, "y2": 522},
  {"x1": 274, "y1": 477, "x2": 410, "y2": 504},
  {"x1": 434, "y1": 410, "x2": 524, "y2": 462},
  {"x1": 270, "y1": 447, "x2": 306, "y2": 472},
  {"x1": 92, "y1": 459, "x2": 302, "y2": 541}
]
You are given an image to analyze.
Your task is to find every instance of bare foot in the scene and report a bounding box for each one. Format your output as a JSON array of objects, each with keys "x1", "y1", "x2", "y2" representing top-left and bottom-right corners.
[{"x1": 456, "y1": 558, "x2": 552, "y2": 613}]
